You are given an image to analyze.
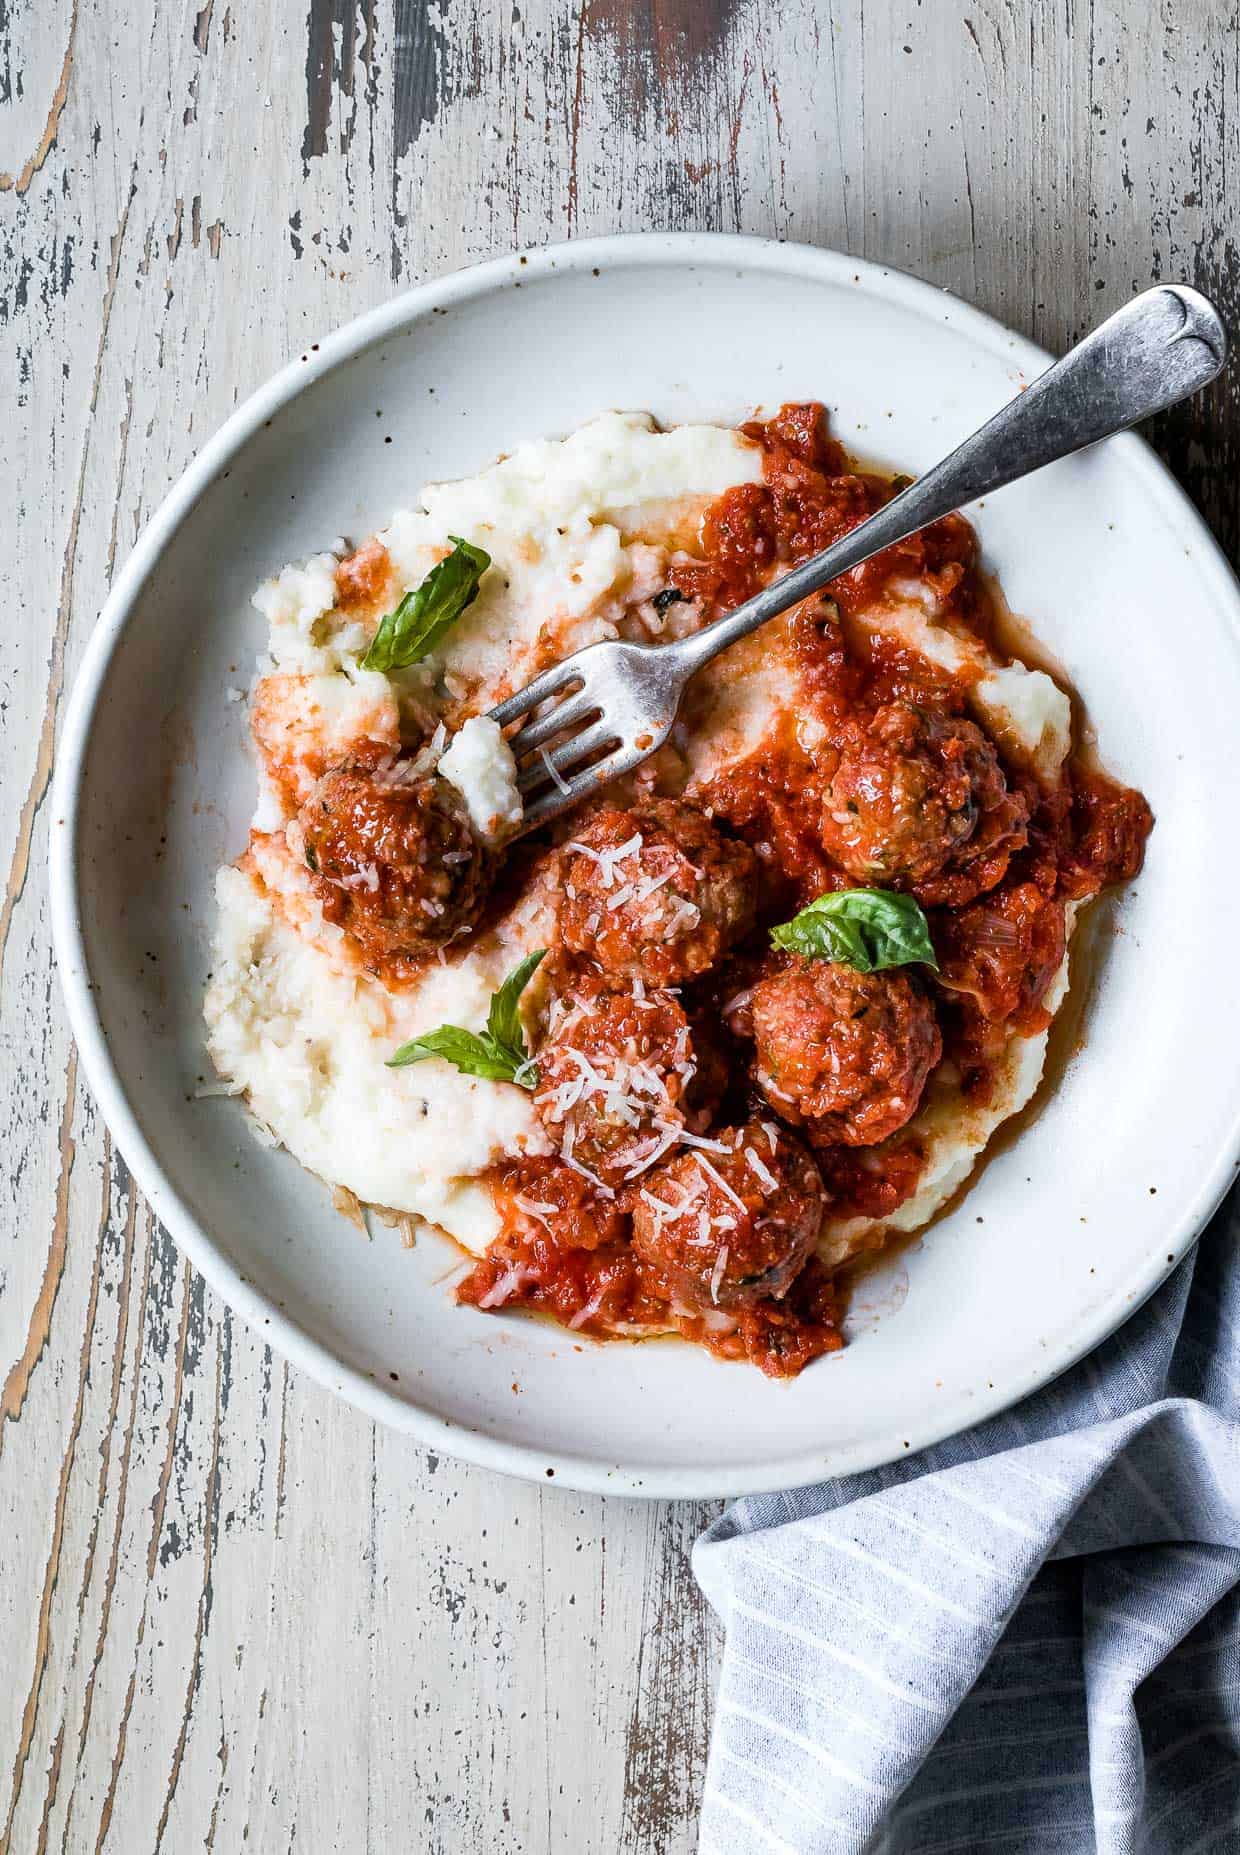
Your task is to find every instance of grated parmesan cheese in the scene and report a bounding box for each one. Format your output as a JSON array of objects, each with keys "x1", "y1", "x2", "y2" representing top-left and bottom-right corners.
[
  {"x1": 566, "y1": 832, "x2": 643, "y2": 889},
  {"x1": 209, "y1": 410, "x2": 1083, "y2": 1300},
  {"x1": 709, "y1": 1246, "x2": 730, "y2": 1305},
  {"x1": 560, "y1": 1150, "x2": 616, "y2": 1198},
  {"x1": 694, "y1": 1153, "x2": 749, "y2": 1216},
  {"x1": 513, "y1": 1194, "x2": 558, "y2": 1229},
  {"x1": 744, "y1": 1144, "x2": 780, "y2": 1195},
  {"x1": 539, "y1": 745, "x2": 572, "y2": 794},
  {"x1": 675, "y1": 1129, "x2": 732, "y2": 1155}
]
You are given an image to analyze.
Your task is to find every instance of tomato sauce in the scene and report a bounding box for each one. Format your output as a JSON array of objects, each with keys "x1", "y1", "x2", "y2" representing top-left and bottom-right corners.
[
  {"x1": 459, "y1": 1157, "x2": 844, "y2": 1377},
  {"x1": 669, "y1": 406, "x2": 980, "y2": 630},
  {"x1": 334, "y1": 538, "x2": 393, "y2": 614},
  {"x1": 815, "y1": 1138, "x2": 930, "y2": 1223},
  {"x1": 458, "y1": 403, "x2": 1153, "y2": 1377}
]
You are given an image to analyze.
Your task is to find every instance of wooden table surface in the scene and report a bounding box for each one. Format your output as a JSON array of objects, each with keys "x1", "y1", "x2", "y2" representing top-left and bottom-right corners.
[{"x1": 3, "y1": 3, "x2": 1237, "y2": 1848}]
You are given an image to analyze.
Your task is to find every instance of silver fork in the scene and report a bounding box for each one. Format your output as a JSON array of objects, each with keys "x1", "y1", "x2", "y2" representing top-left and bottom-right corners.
[{"x1": 490, "y1": 285, "x2": 1226, "y2": 833}]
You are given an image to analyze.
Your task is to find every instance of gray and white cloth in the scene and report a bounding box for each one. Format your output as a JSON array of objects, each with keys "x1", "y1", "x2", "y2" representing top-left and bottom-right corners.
[{"x1": 694, "y1": 1186, "x2": 1240, "y2": 1853}]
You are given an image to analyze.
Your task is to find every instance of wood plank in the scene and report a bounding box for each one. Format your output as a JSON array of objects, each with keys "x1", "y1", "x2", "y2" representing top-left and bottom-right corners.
[{"x1": 0, "y1": 1, "x2": 1235, "y2": 1849}]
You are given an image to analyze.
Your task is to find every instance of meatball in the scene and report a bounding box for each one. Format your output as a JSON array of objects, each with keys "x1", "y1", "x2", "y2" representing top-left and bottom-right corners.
[
  {"x1": 495, "y1": 1155, "x2": 630, "y2": 1252},
  {"x1": 933, "y1": 880, "x2": 1067, "y2": 1030},
  {"x1": 750, "y1": 957, "x2": 942, "y2": 1147},
  {"x1": 631, "y1": 1121, "x2": 826, "y2": 1312},
  {"x1": 559, "y1": 799, "x2": 758, "y2": 986},
  {"x1": 298, "y1": 737, "x2": 490, "y2": 965},
  {"x1": 533, "y1": 979, "x2": 717, "y2": 1190},
  {"x1": 1058, "y1": 767, "x2": 1154, "y2": 901},
  {"x1": 820, "y1": 701, "x2": 1028, "y2": 906}
]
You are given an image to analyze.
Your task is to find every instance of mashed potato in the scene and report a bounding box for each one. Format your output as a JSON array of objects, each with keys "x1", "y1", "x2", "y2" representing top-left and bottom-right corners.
[
  {"x1": 437, "y1": 716, "x2": 522, "y2": 837},
  {"x1": 206, "y1": 410, "x2": 1080, "y2": 1276}
]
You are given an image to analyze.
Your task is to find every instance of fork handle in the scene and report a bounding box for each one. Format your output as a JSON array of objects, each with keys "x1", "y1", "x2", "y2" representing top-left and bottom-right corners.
[{"x1": 674, "y1": 284, "x2": 1227, "y2": 672}]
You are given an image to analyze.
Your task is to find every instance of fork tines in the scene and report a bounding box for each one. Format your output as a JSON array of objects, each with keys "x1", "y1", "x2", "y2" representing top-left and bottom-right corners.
[{"x1": 489, "y1": 664, "x2": 622, "y2": 825}]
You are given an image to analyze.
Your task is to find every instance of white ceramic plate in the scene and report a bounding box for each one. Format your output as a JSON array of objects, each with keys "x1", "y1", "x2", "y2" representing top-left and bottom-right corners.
[{"x1": 50, "y1": 234, "x2": 1240, "y2": 1497}]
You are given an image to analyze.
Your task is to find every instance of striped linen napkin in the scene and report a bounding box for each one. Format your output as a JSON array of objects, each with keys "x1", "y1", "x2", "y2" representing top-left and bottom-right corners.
[{"x1": 694, "y1": 1186, "x2": 1240, "y2": 1854}]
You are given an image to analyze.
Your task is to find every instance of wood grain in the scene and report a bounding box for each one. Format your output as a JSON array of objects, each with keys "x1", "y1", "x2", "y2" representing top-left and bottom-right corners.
[{"x1": 1, "y1": 2, "x2": 1237, "y2": 1848}]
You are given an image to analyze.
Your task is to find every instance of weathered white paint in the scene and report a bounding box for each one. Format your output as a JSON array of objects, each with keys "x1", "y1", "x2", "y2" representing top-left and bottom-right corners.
[{"x1": 2, "y1": 2, "x2": 1237, "y2": 1847}]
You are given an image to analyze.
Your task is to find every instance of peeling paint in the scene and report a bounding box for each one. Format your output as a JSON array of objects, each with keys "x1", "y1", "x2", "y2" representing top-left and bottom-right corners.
[
  {"x1": 0, "y1": 1052, "x2": 76, "y2": 1442},
  {"x1": 580, "y1": 0, "x2": 741, "y2": 102},
  {"x1": 193, "y1": 0, "x2": 214, "y2": 54},
  {"x1": 4, "y1": 8, "x2": 1240, "y2": 1855},
  {"x1": 0, "y1": 0, "x2": 77, "y2": 194},
  {"x1": 390, "y1": 0, "x2": 463, "y2": 162},
  {"x1": 618, "y1": 1503, "x2": 721, "y2": 1852},
  {"x1": 302, "y1": 0, "x2": 379, "y2": 166}
]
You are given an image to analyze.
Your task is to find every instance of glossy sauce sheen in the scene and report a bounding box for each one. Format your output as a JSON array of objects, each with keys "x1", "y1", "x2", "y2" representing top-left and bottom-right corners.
[
  {"x1": 448, "y1": 407, "x2": 1154, "y2": 1375},
  {"x1": 314, "y1": 405, "x2": 1149, "y2": 1377}
]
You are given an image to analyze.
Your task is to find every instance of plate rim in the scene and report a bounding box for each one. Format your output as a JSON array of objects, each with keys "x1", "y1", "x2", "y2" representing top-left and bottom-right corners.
[{"x1": 48, "y1": 230, "x2": 1240, "y2": 1498}]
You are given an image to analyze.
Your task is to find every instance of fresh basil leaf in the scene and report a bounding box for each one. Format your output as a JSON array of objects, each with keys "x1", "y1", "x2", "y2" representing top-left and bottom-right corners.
[
  {"x1": 486, "y1": 949, "x2": 546, "y2": 1061},
  {"x1": 386, "y1": 949, "x2": 546, "y2": 1087},
  {"x1": 360, "y1": 535, "x2": 491, "y2": 673},
  {"x1": 771, "y1": 888, "x2": 938, "y2": 973},
  {"x1": 386, "y1": 1025, "x2": 520, "y2": 1081}
]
